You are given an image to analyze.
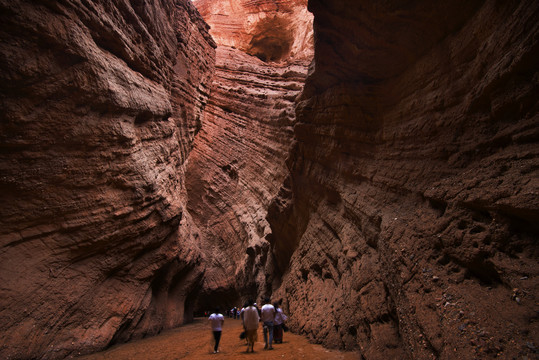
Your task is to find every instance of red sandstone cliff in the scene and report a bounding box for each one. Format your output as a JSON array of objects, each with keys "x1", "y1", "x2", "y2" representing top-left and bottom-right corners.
[
  {"x1": 185, "y1": 46, "x2": 308, "y2": 307},
  {"x1": 185, "y1": 0, "x2": 312, "y2": 308},
  {"x1": 269, "y1": 1, "x2": 538, "y2": 359},
  {"x1": 0, "y1": 0, "x2": 215, "y2": 358},
  {"x1": 1, "y1": 0, "x2": 537, "y2": 358},
  {"x1": 193, "y1": 0, "x2": 313, "y2": 62}
]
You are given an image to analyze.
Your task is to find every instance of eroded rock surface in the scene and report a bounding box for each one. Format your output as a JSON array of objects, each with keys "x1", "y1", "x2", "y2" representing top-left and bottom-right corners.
[
  {"x1": 193, "y1": 0, "x2": 313, "y2": 62},
  {"x1": 1, "y1": 0, "x2": 537, "y2": 359},
  {"x1": 185, "y1": 0, "x2": 312, "y2": 308},
  {"x1": 0, "y1": 0, "x2": 215, "y2": 358},
  {"x1": 269, "y1": 1, "x2": 538, "y2": 359},
  {"x1": 185, "y1": 46, "x2": 308, "y2": 307}
]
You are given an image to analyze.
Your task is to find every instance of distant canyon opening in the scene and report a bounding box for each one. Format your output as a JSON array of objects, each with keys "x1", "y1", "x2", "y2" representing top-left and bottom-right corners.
[{"x1": 0, "y1": 1, "x2": 537, "y2": 360}]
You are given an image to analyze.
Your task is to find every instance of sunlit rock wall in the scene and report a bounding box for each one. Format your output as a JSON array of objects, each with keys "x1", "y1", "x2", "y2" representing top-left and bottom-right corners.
[
  {"x1": 269, "y1": 1, "x2": 539, "y2": 359},
  {"x1": 185, "y1": 46, "x2": 308, "y2": 307},
  {"x1": 187, "y1": 0, "x2": 312, "y2": 308},
  {"x1": 0, "y1": 0, "x2": 215, "y2": 358},
  {"x1": 193, "y1": 0, "x2": 313, "y2": 62}
]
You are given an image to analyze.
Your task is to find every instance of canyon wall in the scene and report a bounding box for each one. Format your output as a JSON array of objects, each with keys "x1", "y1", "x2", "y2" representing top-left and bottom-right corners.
[
  {"x1": 1, "y1": 0, "x2": 537, "y2": 359},
  {"x1": 269, "y1": 0, "x2": 538, "y2": 359},
  {"x1": 0, "y1": 0, "x2": 215, "y2": 358},
  {"x1": 193, "y1": 0, "x2": 313, "y2": 62},
  {"x1": 187, "y1": 0, "x2": 312, "y2": 308}
]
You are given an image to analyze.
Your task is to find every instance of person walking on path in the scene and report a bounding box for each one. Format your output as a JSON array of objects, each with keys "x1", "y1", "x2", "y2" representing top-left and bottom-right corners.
[
  {"x1": 273, "y1": 302, "x2": 288, "y2": 344},
  {"x1": 208, "y1": 307, "x2": 225, "y2": 353},
  {"x1": 261, "y1": 297, "x2": 276, "y2": 350},
  {"x1": 241, "y1": 299, "x2": 259, "y2": 353}
]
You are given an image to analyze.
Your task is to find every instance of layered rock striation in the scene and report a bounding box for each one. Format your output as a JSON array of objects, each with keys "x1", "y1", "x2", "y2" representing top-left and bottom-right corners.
[
  {"x1": 2, "y1": 0, "x2": 537, "y2": 359},
  {"x1": 269, "y1": 1, "x2": 539, "y2": 359},
  {"x1": 185, "y1": 46, "x2": 308, "y2": 308},
  {"x1": 193, "y1": 0, "x2": 313, "y2": 62},
  {"x1": 186, "y1": 0, "x2": 312, "y2": 308},
  {"x1": 0, "y1": 0, "x2": 215, "y2": 358}
]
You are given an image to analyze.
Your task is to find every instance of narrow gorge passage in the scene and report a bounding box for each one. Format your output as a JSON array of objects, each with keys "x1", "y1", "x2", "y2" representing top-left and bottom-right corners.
[
  {"x1": 185, "y1": 0, "x2": 314, "y2": 313},
  {"x1": 0, "y1": 1, "x2": 538, "y2": 360},
  {"x1": 78, "y1": 317, "x2": 358, "y2": 359}
]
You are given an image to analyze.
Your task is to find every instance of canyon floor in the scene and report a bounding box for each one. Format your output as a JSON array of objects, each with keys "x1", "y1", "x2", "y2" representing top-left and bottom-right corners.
[{"x1": 76, "y1": 318, "x2": 358, "y2": 359}]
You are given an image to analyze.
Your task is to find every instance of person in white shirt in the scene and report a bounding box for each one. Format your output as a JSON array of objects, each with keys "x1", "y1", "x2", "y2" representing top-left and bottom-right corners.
[
  {"x1": 208, "y1": 307, "x2": 224, "y2": 353},
  {"x1": 273, "y1": 302, "x2": 288, "y2": 343},
  {"x1": 241, "y1": 299, "x2": 260, "y2": 353},
  {"x1": 260, "y1": 297, "x2": 276, "y2": 349}
]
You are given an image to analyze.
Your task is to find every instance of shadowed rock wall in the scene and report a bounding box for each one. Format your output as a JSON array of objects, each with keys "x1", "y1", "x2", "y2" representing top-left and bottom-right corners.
[
  {"x1": 269, "y1": 0, "x2": 538, "y2": 359},
  {"x1": 0, "y1": 0, "x2": 215, "y2": 358}
]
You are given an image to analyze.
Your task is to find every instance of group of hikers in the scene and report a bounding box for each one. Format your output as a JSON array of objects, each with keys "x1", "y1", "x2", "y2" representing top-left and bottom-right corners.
[{"x1": 207, "y1": 297, "x2": 288, "y2": 353}]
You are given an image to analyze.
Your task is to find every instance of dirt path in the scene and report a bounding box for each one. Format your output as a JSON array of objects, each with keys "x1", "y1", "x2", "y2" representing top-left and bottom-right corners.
[{"x1": 77, "y1": 318, "x2": 359, "y2": 359}]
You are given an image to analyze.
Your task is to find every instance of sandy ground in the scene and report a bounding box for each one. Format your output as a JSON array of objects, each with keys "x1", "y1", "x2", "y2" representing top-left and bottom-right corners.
[{"x1": 77, "y1": 318, "x2": 360, "y2": 359}]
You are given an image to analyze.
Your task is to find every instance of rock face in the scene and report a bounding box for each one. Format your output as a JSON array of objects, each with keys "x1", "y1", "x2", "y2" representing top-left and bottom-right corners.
[
  {"x1": 186, "y1": 0, "x2": 312, "y2": 309},
  {"x1": 0, "y1": 0, "x2": 215, "y2": 358},
  {"x1": 269, "y1": 1, "x2": 539, "y2": 359},
  {"x1": 185, "y1": 46, "x2": 308, "y2": 308},
  {"x1": 1, "y1": 0, "x2": 537, "y2": 359},
  {"x1": 193, "y1": 0, "x2": 313, "y2": 62}
]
